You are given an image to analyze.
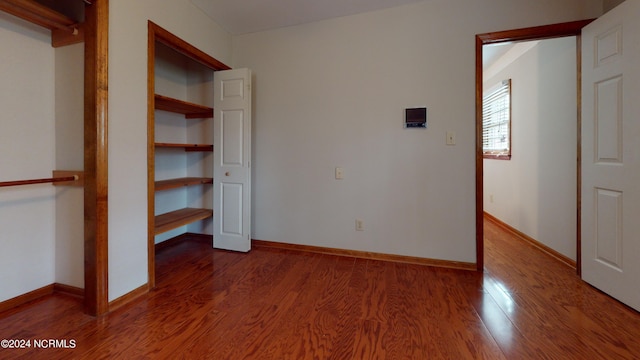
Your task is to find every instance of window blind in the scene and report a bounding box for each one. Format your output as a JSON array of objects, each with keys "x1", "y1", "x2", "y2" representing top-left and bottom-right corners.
[{"x1": 482, "y1": 79, "x2": 511, "y2": 158}]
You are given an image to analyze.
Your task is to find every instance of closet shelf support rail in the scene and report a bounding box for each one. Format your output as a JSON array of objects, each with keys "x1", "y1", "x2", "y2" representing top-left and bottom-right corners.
[
  {"x1": 0, "y1": 172, "x2": 82, "y2": 188},
  {"x1": 0, "y1": 0, "x2": 80, "y2": 33}
]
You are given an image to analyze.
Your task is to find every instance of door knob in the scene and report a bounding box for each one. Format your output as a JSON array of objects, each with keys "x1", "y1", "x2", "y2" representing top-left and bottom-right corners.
[{"x1": 225, "y1": 172, "x2": 230, "y2": 176}]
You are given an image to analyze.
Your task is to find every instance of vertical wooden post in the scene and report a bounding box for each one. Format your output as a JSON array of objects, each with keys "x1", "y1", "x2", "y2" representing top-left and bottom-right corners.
[
  {"x1": 147, "y1": 23, "x2": 156, "y2": 289},
  {"x1": 84, "y1": 0, "x2": 109, "y2": 316}
]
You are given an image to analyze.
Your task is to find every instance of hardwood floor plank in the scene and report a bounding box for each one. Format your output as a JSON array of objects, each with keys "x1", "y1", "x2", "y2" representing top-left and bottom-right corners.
[
  {"x1": 383, "y1": 262, "x2": 443, "y2": 359},
  {"x1": 2, "y1": 223, "x2": 640, "y2": 359},
  {"x1": 484, "y1": 219, "x2": 640, "y2": 359}
]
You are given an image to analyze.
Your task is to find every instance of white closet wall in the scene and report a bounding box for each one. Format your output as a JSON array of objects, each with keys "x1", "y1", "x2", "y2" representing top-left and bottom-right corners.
[{"x1": 0, "y1": 15, "x2": 56, "y2": 302}]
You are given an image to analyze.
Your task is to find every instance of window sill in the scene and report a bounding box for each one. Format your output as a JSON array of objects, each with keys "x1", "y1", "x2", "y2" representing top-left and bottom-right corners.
[{"x1": 483, "y1": 154, "x2": 511, "y2": 160}]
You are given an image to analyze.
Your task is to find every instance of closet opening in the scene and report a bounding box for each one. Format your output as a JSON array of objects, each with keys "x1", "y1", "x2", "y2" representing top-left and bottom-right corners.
[{"x1": 147, "y1": 22, "x2": 230, "y2": 288}]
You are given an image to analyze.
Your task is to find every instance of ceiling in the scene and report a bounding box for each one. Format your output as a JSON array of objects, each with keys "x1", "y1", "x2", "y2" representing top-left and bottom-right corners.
[{"x1": 190, "y1": 0, "x2": 426, "y2": 35}]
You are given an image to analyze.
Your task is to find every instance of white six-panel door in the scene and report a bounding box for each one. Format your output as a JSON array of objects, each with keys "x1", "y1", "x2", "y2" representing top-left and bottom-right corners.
[
  {"x1": 213, "y1": 68, "x2": 252, "y2": 252},
  {"x1": 581, "y1": 0, "x2": 640, "y2": 311}
]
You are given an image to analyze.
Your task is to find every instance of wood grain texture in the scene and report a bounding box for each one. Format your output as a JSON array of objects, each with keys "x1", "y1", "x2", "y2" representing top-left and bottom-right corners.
[
  {"x1": 149, "y1": 21, "x2": 231, "y2": 71},
  {"x1": 484, "y1": 212, "x2": 576, "y2": 269},
  {"x1": 51, "y1": 170, "x2": 84, "y2": 187},
  {"x1": 0, "y1": 175, "x2": 77, "y2": 188},
  {"x1": 83, "y1": 0, "x2": 109, "y2": 316},
  {"x1": 2, "y1": 223, "x2": 640, "y2": 358},
  {"x1": 0, "y1": 285, "x2": 54, "y2": 314},
  {"x1": 154, "y1": 143, "x2": 213, "y2": 152},
  {"x1": 154, "y1": 177, "x2": 213, "y2": 191},
  {"x1": 154, "y1": 208, "x2": 213, "y2": 235},
  {"x1": 154, "y1": 94, "x2": 213, "y2": 119},
  {"x1": 147, "y1": 20, "x2": 157, "y2": 290}
]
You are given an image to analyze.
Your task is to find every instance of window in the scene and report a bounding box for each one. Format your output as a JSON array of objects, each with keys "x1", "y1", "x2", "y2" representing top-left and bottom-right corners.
[{"x1": 482, "y1": 79, "x2": 511, "y2": 159}]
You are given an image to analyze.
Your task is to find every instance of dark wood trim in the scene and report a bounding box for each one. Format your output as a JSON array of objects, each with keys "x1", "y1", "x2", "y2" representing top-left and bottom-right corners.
[
  {"x1": 53, "y1": 283, "x2": 85, "y2": 298},
  {"x1": 149, "y1": 22, "x2": 231, "y2": 71},
  {"x1": 154, "y1": 208, "x2": 213, "y2": 235},
  {"x1": 84, "y1": 0, "x2": 109, "y2": 316},
  {"x1": 253, "y1": 239, "x2": 476, "y2": 271},
  {"x1": 0, "y1": 285, "x2": 54, "y2": 314},
  {"x1": 0, "y1": 0, "x2": 84, "y2": 47},
  {"x1": 475, "y1": 34, "x2": 484, "y2": 272},
  {"x1": 154, "y1": 94, "x2": 214, "y2": 119},
  {"x1": 147, "y1": 20, "x2": 230, "y2": 290},
  {"x1": 108, "y1": 284, "x2": 149, "y2": 312},
  {"x1": 147, "y1": 20, "x2": 157, "y2": 290},
  {"x1": 155, "y1": 177, "x2": 213, "y2": 192},
  {"x1": 52, "y1": 22, "x2": 85, "y2": 48},
  {"x1": 484, "y1": 212, "x2": 576, "y2": 269},
  {"x1": 0, "y1": 283, "x2": 84, "y2": 314},
  {"x1": 154, "y1": 143, "x2": 213, "y2": 152},
  {"x1": 51, "y1": 170, "x2": 84, "y2": 187},
  {"x1": 0, "y1": 174, "x2": 78, "y2": 188},
  {"x1": 477, "y1": 19, "x2": 596, "y2": 44},
  {"x1": 475, "y1": 19, "x2": 595, "y2": 274},
  {"x1": 483, "y1": 155, "x2": 512, "y2": 160}
]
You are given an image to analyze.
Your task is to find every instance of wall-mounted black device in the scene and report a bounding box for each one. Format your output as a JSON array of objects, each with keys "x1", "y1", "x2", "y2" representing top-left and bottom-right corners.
[{"x1": 405, "y1": 107, "x2": 427, "y2": 128}]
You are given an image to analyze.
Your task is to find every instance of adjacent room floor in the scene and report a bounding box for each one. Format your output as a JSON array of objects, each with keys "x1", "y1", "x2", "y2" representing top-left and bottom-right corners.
[{"x1": 1, "y1": 220, "x2": 640, "y2": 359}]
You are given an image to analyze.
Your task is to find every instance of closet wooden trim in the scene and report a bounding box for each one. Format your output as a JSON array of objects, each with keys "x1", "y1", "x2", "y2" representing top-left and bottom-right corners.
[
  {"x1": 147, "y1": 21, "x2": 230, "y2": 290},
  {"x1": 147, "y1": 23, "x2": 157, "y2": 289},
  {"x1": 149, "y1": 22, "x2": 231, "y2": 71},
  {"x1": 253, "y1": 240, "x2": 477, "y2": 271},
  {"x1": 0, "y1": 283, "x2": 84, "y2": 314},
  {"x1": 0, "y1": 0, "x2": 85, "y2": 47},
  {"x1": 84, "y1": 0, "x2": 109, "y2": 316}
]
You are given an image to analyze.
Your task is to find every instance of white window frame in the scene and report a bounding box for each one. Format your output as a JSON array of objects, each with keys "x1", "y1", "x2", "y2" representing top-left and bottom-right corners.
[{"x1": 482, "y1": 79, "x2": 512, "y2": 160}]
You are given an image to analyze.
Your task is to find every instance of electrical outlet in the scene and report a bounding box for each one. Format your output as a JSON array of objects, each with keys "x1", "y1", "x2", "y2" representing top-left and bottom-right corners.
[
  {"x1": 490, "y1": 194, "x2": 494, "y2": 203},
  {"x1": 356, "y1": 219, "x2": 364, "y2": 231},
  {"x1": 335, "y1": 167, "x2": 344, "y2": 180}
]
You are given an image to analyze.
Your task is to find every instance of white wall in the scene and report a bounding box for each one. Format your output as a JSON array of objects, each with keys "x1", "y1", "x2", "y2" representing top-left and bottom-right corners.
[
  {"x1": 0, "y1": 13, "x2": 84, "y2": 302},
  {"x1": 0, "y1": 14, "x2": 56, "y2": 302},
  {"x1": 55, "y1": 43, "x2": 85, "y2": 289},
  {"x1": 483, "y1": 38, "x2": 578, "y2": 260},
  {"x1": 108, "y1": 0, "x2": 231, "y2": 300},
  {"x1": 604, "y1": 0, "x2": 626, "y2": 12},
  {"x1": 232, "y1": 0, "x2": 602, "y2": 263}
]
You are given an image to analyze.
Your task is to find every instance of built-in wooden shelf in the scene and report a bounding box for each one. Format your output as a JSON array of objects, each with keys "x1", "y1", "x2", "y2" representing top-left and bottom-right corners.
[
  {"x1": 0, "y1": 0, "x2": 84, "y2": 47},
  {"x1": 154, "y1": 208, "x2": 213, "y2": 235},
  {"x1": 155, "y1": 177, "x2": 213, "y2": 191},
  {"x1": 155, "y1": 143, "x2": 213, "y2": 152},
  {"x1": 154, "y1": 94, "x2": 213, "y2": 119}
]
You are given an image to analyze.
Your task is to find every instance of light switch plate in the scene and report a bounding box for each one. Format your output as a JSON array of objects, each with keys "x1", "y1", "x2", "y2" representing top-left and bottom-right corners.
[{"x1": 446, "y1": 131, "x2": 456, "y2": 145}]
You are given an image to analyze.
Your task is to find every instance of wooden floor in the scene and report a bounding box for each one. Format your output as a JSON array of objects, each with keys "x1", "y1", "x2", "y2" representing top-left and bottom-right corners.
[{"x1": 1, "y1": 220, "x2": 640, "y2": 359}]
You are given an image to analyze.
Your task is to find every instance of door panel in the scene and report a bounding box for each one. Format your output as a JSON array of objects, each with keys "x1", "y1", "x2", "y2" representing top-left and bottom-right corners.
[
  {"x1": 594, "y1": 76, "x2": 623, "y2": 162},
  {"x1": 221, "y1": 182, "x2": 243, "y2": 236},
  {"x1": 594, "y1": 188, "x2": 623, "y2": 270},
  {"x1": 213, "y1": 68, "x2": 252, "y2": 252},
  {"x1": 581, "y1": 0, "x2": 640, "y2": 311},
  {"x1": 221, "y1": 110, "x2": 244, "y2": 166}
]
